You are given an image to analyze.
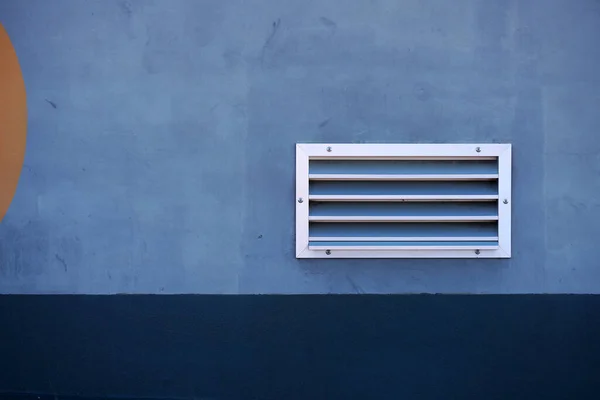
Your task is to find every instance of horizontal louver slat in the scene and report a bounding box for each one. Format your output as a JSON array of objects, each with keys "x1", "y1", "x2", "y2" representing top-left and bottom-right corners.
[
  {"x1": 309, "y1": 181, "x2": 498, "y2": 201},
  {"x1": 309, "y1": 201, "x2": 498, "y2": 222},
  {"x1": 309, "y1": 160, "x2": 498, "y2": 181},
  {"x1": 309, "y1": 174, "x2": 498, "y2": 181},
  {"x1": 309, "y1": 222, "x2": 498, "y2": 241},
  {"x1": 310, "y1": 160, "x2": 499, "y2": 174}
]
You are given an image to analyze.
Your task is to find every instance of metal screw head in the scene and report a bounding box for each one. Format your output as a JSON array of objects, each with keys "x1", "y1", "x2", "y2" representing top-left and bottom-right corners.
[
  {"x1": 326, "y1": 146, "x2": 332, "y2": 152},
  {"x1": 475, "y1": 147, "x2": 481, "y2": 153},
  {"x1": 503, "y1": 199, "x2": 508, "y2": 204},
  {"x1": 325, "y1": 249, "x2": 331, "y2": 255},
  {"x1": 297, "y1": 197, "x2": 303, "y2": 203},
  {"x1": 475, "y1": 249, "x2": 480, "y2": 255}
]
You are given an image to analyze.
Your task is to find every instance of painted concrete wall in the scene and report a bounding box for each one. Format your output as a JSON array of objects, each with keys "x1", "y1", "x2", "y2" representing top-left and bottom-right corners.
[{"x1": 0, "y1": 0, "x2": 599, "y2": 294}]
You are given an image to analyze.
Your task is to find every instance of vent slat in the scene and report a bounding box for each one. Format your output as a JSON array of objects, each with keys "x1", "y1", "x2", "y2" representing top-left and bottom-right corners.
[
  {"x1": 309, "y1": 241, "x2": 499, "y2": 250},
  {"x1": 309, "y1": 202, "x2": 498, "y2": 222},
  {"x1": 309, "y1": 181, "x2": 498, "y2": 200},
  {"x1": 309, "y1": 195, "x2": 499, "y2": 201},
  {"x1": 310, "y1": 160, "x2": 498, "y2": 180},
  {"x1": 309, "y1": 174, "x2": 498, "y2": 181},
  {"x1": 309, "y1": 215, "x2": 498, "y2": 222},
  {"x1": 310, "y1": 160, "x2": 498, "y2": 175},
  {"x1": 309, "y1": 222, "x2": 498, "y2": 241}
]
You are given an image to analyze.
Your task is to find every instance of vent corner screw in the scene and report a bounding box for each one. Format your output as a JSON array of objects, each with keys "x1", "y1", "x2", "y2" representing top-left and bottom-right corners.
[
  {"x1": 475, "y1": 249, "x2": 480, "y2": 255},
  {"x1": 503, "y1": 199, "x2": 508, "y2": 204},
  {"x1": 325, "y1": 249, "x2": 331, "y2": 255},
  {"x1": 475, "y1": 147, "x2": 481, "y2": 153},
  {"x1": 326, "y1": 146, "x2": 332, "y2": 152},
  {"x1": 297, "y1": 197, "x2": 303, "y2": 203}
]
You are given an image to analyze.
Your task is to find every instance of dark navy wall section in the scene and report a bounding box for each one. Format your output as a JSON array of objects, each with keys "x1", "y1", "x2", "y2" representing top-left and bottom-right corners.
[
  {"x1": 1, "y1": 295, "x2": 600, "y2": 399},
  {"x1": 0, "y1": 0, "x2": 600, "y2": 293}
]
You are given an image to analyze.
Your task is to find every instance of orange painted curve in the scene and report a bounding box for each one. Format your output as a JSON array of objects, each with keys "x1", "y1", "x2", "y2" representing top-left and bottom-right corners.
[{"x1": 0, "y1": 23, "x2": 27, "y2": 222}]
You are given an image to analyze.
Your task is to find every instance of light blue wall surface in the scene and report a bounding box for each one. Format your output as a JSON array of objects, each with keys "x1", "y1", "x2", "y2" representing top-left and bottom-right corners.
[{"x1": 0, "y1": 0, "x2": 599, "y2": 294}]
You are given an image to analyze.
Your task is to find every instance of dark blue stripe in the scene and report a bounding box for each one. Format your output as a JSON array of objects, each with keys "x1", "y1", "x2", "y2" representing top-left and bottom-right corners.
[{"x1": 1, "y1": 296, "x2": 599, "y2": 399}]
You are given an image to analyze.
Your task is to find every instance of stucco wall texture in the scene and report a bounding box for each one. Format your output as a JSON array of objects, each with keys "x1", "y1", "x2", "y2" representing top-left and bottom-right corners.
[{"x1": 0, "y1": 0, "x2": 599, "y2": 294}]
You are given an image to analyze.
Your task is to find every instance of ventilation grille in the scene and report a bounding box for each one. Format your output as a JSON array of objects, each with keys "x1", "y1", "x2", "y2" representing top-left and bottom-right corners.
[{"x1": 296, "y1": 144, "x2": 511, "y2": 258}]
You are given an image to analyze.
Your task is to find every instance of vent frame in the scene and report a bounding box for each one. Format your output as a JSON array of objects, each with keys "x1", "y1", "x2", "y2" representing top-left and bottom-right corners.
[{"x1": 296, "y1": 143, "x2": 512, "y2": 259}]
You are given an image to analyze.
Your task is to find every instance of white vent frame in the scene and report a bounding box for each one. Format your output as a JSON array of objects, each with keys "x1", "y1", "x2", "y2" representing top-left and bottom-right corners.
[{"x1": 296, "y1": 143, "x2": 512, "y2": 259}]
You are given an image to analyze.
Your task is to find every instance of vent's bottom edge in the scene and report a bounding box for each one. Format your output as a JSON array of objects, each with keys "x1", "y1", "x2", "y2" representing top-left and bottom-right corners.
[{"x1": 309, "y1": 241, "x2": 499, "y2": 251}]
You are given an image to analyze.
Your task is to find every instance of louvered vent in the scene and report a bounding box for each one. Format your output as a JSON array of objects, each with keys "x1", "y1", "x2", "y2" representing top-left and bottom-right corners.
[{"x1": 296, "y1": 144, "x2": 511, "y2": 258}]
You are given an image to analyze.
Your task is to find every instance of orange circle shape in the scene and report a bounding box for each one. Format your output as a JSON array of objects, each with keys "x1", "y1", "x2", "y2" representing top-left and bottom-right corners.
[{"x1": 0, "y1": 23, "x2": 27, "y2": 222}]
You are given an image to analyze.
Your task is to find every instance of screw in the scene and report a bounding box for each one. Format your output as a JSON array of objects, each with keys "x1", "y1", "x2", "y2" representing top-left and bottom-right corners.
[
  {"x1": 326, "y1": 146, "x2": 332, "y2": 152},
  {"x1": 325, "y1": 250, "x2": 331, "y2": 255},
  {"x1": 475, "y1": 147, "x2": 481, "y2": 153},
  {"x1": 503, "y1": 199, "x2": 508, "y2": 204},
  {"x1": 297, "y1": 198, "x2": 303, "y2": 203},
  {"x1": 475, "y1": 249, "x2": 480, "y2": 255}
]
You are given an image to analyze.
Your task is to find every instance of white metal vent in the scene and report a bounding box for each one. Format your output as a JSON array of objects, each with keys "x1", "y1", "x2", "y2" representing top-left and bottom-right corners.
[{"x1": 296, "y1": 144, "x2": 511, "y2": 258}]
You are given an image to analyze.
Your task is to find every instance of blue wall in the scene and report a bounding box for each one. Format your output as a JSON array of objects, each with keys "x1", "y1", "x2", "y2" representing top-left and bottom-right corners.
[{"x1": 1, "y1": 0, "x2": 600, "y2": 293}]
